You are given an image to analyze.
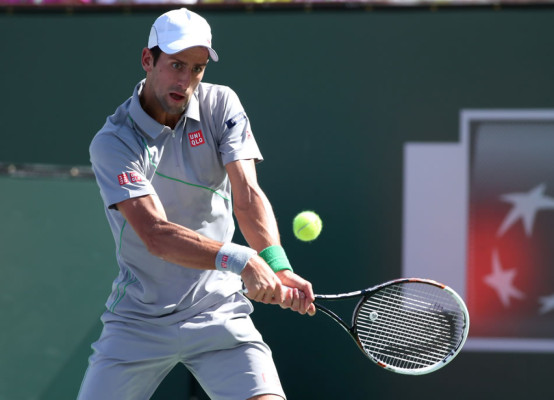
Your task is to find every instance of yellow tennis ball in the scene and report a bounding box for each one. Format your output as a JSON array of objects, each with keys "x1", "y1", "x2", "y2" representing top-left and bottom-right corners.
[{"x1": 293, "y1": 211, "x2": 322, "y2": 242}]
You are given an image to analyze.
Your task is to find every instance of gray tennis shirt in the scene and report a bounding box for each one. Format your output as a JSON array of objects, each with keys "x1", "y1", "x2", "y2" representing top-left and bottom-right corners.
[{"x1": 90, "y1": 80, "x2": 263, "y2": 325}]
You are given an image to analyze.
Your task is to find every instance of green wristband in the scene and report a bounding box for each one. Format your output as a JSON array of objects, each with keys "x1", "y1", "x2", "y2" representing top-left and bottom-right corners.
[{"x1": 259, "y1": 245, "x2": 293, "y2": 273}]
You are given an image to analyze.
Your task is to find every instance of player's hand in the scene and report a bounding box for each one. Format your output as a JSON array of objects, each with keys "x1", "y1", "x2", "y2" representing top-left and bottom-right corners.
[
  {"x1": 276, "y1": 270, "x2": 316, "y2": 316},
  {"x1": 241, "y1": 255, "x2": 285, "y2": 305}
]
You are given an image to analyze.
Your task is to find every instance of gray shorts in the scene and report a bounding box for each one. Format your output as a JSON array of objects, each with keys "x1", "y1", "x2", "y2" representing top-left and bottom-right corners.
[{"x1": 78, "y1": 294, "x2": 285, "y2": 400}]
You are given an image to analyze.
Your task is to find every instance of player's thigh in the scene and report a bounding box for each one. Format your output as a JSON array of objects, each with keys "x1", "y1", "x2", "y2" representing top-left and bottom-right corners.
[
  {"x1": 191, "y1": 341, "x2": 285, "y2": 400},
  {"x1": 78, "y1": 317, "x2": 178, "y2": 400},
  {"x1": 185, "y1": 303, "x2": 285, "y2": 400},
  {"x1": 78, "y1": 353, "x2": 175, "y2": 400}
]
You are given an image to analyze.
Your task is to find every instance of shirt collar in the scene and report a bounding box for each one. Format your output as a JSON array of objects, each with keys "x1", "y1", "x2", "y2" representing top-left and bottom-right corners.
[
  {"x1": 185, "y1": 91, "x2": 200, "y2": 122},
  {"x1": 129, "y1": 80, "x2": 201, "y2": 139}
]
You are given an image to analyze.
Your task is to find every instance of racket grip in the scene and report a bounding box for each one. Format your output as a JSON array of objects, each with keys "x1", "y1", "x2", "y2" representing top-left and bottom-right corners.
[
  {"x1": 241, "y1": 283, "x2": 248, "y2": 294},
  {"x1": 241, "y1": 283, "x2": 300, "y2": 296}
]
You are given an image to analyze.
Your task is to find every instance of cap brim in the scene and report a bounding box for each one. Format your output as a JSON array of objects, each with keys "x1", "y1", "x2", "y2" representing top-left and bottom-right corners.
[{"x1": 160, "y1": 40, "x2": 219, "y2": 62}]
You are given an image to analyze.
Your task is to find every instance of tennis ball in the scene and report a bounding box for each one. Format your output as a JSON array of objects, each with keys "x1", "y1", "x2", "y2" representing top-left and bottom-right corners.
[{"x1": 293, "y1": 211, "x2": 322, "y2": 242}]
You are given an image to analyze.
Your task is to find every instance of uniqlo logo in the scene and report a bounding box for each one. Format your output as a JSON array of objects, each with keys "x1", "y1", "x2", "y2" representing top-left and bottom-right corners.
[
  {"x1": 129, "y1": 172, "x2": 142, "y2": 183},
  {"x1": 118, "y1": 173, "x2": 129, "y2": 185},
  {"x1": 221, "y1": 255, "x2": 229, "y2": 269},
  {"x1": 188, "y1": 130, "x2": 205, "y2": 147}
]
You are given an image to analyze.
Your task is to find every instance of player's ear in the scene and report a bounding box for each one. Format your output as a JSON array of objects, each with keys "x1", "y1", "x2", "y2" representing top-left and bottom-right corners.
[{"x1": 141, "y1": 48, "x2": 154, "y2": 72}]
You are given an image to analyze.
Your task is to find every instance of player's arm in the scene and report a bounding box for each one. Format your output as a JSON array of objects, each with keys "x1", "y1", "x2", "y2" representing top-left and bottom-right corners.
[
  {"x1": 116, "y1": 194, "x2": 220, "y2": 268},
  {"x1": 116, "y1": 193, "x2": 285, "y2": 305},
  {"x1": 226, "y1": 159, "x2": 316, "y2": 315}
]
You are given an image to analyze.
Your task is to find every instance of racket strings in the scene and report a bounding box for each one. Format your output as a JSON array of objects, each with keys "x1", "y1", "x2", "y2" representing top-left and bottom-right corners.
[
  {"x1": 357, "y1": 308, "x2": 455, "y2": 366},
  {"x1": 357, "y1": 309, "x2": 454, "y2": 357},
  {"x1": 354, "y1": 283, "x2": 466, "y2": 371},
  {"x1": 363, "y1": 288, "x2": 463, "y2": 367},
  {"x1": 362, "y1": 289, "x2": 464, "y2": 349},
  {"x1": 366, "y1": 286, "x2": 463, "y2": 363}
]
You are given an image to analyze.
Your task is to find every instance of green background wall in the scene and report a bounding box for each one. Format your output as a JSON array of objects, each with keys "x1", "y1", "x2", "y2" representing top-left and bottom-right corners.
[{"x1": 1, "y1": 6, "x2": 554, "y2": 399}]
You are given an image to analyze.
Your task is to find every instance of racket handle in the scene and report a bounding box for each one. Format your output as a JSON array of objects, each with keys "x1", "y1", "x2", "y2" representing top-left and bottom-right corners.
[{"x1": 241, "y1": 283, "x2": 298, "y2": 295}]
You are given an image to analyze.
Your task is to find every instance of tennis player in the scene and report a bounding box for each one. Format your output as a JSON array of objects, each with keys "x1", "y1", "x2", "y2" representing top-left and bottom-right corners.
[{"x1": 78, "y1": 8, "x2": 315, "y2": 400}]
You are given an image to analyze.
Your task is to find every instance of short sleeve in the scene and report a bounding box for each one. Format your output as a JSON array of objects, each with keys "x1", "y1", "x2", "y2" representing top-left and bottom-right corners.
[
  {"x1": 213, "y1": 87, "x2": 263, "y2": 165},
  {"x1": 90, "y1": 132, "x2": 156, "y2": 209}
]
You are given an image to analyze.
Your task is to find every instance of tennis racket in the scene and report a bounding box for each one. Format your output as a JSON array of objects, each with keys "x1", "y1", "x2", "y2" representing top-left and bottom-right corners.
[{"x1": 310, "y1": 278, "x2": 469, "y2": 375}]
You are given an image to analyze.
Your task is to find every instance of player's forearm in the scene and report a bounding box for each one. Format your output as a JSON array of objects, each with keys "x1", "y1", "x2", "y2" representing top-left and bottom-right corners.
[
  {"x1": 234, "y1": 187, "x2": 281, "y2": 252},
  {"x1": 142, "y1": 219, "x2": 221, "y2": 270}
]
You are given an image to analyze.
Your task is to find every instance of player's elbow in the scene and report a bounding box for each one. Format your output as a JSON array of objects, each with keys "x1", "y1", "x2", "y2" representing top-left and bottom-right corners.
[
  {"x1": 143, "y1": 236, "x2": 164, "y2": 258},
  {"x1": 233, "y1": 197, "x2": 251, "y2": 217},
  {"x1": 138, "y1": 224, "x2": 168, "y2": 259},
  {"x1": 233, "y1": 184, "x2": 262, "y2": 215}
]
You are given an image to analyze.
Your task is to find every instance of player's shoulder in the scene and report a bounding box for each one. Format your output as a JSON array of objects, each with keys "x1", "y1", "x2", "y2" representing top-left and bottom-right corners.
[
  {"x1": 90, "y1": 98, "x2": 141, "y2": 157},
  {"x1": 197, "y1": 82, "x2": 239, "y2": 102}
]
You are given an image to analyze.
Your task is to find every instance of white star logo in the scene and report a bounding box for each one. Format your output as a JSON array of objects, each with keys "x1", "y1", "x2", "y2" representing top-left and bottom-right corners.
[
  {"x1": 538, "y1": 294, "x2": 554, "y2": 315},
  {"x1": 484, "y1": 250, "x2": 525, "y2": 307},
  {"x1": 497, "y1": 183, "x2": 554, "y2": 237}
]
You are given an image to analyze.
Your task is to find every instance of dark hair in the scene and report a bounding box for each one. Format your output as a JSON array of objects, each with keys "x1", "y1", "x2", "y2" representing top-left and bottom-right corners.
[{"x1": 149, "y1": 46, "x2": 162, "y2": 66}]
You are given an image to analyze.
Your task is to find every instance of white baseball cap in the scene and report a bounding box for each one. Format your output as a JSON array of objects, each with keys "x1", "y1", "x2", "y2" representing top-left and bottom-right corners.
[{"x1": 147, "y1": 8, "x2": 219, "y2": 62}]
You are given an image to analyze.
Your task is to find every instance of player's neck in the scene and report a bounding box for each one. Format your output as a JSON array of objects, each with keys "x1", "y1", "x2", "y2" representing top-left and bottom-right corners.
[{"x1": 139, "y1": 88, "x2": 181, "y2": 130}]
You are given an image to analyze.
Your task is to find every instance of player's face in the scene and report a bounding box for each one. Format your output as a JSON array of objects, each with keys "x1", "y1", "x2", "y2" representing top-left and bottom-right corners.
[{"x1": 142, "y1": 46, "x2": 209, "y2": 119}]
